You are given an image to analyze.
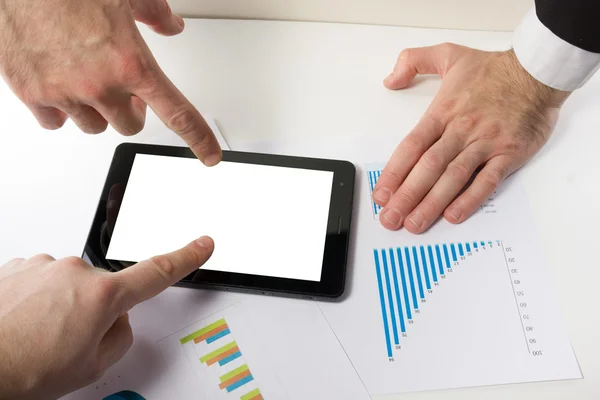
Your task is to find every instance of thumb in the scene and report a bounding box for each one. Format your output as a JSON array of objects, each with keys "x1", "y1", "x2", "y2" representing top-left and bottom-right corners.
[
  {"x1": 129, "y1": 0, "x2": 185, "y2": 36},
  {"x1": 116, "y1": 236, "x2": 215, "y2": 310},
  {"x1": 383, "y1": 43, "x2": 461, "y2": 90}
]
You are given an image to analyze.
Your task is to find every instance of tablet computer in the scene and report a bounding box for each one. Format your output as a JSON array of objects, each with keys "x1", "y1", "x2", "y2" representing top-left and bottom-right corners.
[{"x1": 82, "y1": 143, "x2": 355, "y2": 299}]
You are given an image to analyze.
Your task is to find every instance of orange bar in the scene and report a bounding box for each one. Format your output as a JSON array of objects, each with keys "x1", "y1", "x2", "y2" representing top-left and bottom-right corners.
[
  {"x1": 249, "y1": 394, "x2": 263, "y2": 400},
  {"x1": 218, "y1": 369, "x2": 251, "y2": 389},
  {"x1": 206, "y1": 346, "x2": 239, "y2": 366},
  {"x1": 193, "y1": 323, "x2": 229, "y2": 344}
]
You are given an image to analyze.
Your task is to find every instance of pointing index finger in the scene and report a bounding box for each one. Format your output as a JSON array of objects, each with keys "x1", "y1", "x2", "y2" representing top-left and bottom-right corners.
[
  {"x1": 116, "y1": 236, "x2": 214, "y2": 310},
  {"x1": 135, "y1": 70, "x2": 222, "y2": 166}
]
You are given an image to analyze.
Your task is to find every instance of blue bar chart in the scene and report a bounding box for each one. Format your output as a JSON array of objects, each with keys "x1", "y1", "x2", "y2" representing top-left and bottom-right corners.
[
  {"x1": 373, "y1": 240, "x2": 495, "y2": 359},
  {"x1": 367, "y1": 169, "x2": 383, "y2": 217}
]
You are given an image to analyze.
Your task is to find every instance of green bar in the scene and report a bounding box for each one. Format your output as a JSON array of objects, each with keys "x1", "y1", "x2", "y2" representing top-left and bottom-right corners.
[
  {"x1": 179, "y1": 318, "x2": 227, "y2": 344},
  {"x1": 241, "y1": 388, "x2": 261, "y2": 400},
  {"x1": 220, "y1": 364, "x2": 249, "y2": 382},
  {"x1": 199, "y1": 341, "x2": 237, "y2": 363}
]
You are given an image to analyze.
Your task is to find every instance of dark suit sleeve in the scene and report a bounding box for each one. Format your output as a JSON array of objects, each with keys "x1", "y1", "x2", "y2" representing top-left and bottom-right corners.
[
  {"x1": 512, "y1": 5, "x2": 600, "y2": 91},
  {"x1": 535, "y1": 0, "x2": 600, "y2": 53}
]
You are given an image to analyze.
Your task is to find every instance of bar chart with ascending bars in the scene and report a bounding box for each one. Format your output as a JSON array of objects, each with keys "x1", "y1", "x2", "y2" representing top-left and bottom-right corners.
[
  {"x1": 374, "y1": 240, "x2": 499, "y2": 358},
  {"x1": 179, "y1": 318, "x2": 264, "y2": 400}
]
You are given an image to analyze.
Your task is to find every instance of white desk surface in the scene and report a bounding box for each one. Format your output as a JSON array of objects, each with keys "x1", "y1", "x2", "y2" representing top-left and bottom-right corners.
[{"x1": 1, "y1": 18, "x2": 599, "y2": 400}]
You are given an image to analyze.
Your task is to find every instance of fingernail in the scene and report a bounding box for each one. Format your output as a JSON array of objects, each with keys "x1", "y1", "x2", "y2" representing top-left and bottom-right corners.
[
  {"x1": 175, "y1": 15, "x2": 185, "y2": 29},
  {"x1": 196, "y1": 236, "x2": 213, "y2": 248},
  {"x1": 408, "y1": 212, "x2": 424, "y2": 229},
  {"x1": 448, "y1": 208, "x2": 462, "y2": 222},
  {"x1": 204, "y1": 153, "x2": 221, "y2": 167},
  {"x1": 382, "y1": 208, "x2": 402, "y2": 227},
  {"x1": 373, "y1": 188, "x2": 392, "y2": 204}
]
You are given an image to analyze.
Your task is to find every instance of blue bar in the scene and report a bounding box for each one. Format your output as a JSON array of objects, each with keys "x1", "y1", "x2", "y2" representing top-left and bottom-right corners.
[
  {"x1": 381, "y1": 251, "x2": 399, "y2": 345},
  {"x1": 473, "y1": 241, "x2": 478, "y2": 249},
  {"x1": 481, "y1": 241, "x2": 485, "y2": 247},
  {"x1": 373, "y1": 250, "x2": 393, "y2": 358},
  {"x1": 404, "y1": 247, "x2": 419, "y2": 310},
  {"x1": 396, "y1": 248, "x2": 412, "y2": 320},
  {"x1": 219, "y1": 351, "x2": 242, "y2": 366},
  {"x1": 428, "y1": 245, "x2": 438, "y2": 282},
  {"x1": 443, "y1": 244, "x2": 452, "y2": 269},
  {"x1": 389, "y1": 249, "x2": 406, "y2": 333},
  {"x1": 488, "y1": 241, "x2": 492, "y2": 246},
  {"x1": 369, "y1": 172, "x2": 377, "y2": 215},
  {"x1": 226, "y1": 374, "x2": 254, "y2": 392},
  {"x1": 206, "y1": 328, "x2": 231, "y2": 344},
  {"x1": 458, "y1": 243, "x2": 465, "y2": 257},
  {"x1": 435, "y1": 245, "x2": 444, "y2": 276},
  {"x1": 466, "y1": 242, "x2": 471, "y2": 253},
  {"x1": 411, "y1": 247, "x2": 425, "y2": 299},
  {"x1": 450, "y1": 243, "x2": 457, "y2": 262},
  {"x1": 419, "y1": 246, "x2": 431, "y2": 290}
]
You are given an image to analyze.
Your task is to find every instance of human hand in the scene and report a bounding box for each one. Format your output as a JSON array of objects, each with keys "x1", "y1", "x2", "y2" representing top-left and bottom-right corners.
[
  {"x1": 0, "y1": 236, "x2": 214, "y2": 400},
  {"x1": 374, "y1": 44, "x2": 570, "y2": 233},
  {"x1": 0, "y1": 0, "x2": 221, "y2": 165}
]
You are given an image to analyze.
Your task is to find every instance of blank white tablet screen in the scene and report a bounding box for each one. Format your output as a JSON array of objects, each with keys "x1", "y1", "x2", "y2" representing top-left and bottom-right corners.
[{"x1": 105, "y1": 154, "x2": 334, "y2": 282}]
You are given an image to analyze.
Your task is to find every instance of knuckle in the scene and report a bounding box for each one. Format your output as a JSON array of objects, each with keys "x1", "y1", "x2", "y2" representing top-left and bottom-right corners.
[
  {"x1": 455, "y1": 114, "x2": 478, "y2": 132},
  {"x1": 446, "y1": 161, "x2": 472, "y2": 181},
  {"x1": 148, "y1": 255, "x2": 176, "y2": 281},
  {"x1": 395, "y1": 189, "x2": 417, "y2": 208},
  {"x1": 398, "y1": 48, "x2": 412, "y2": 62},
  {"x1": 480, "y1": 168, "x2": 503, "y2": 189},
  {"x1": 400, "y1": 135, "x2": 425, "y2": 156},
  {"x1": 167, "y1": 106, "x2": 198, "y2": 135},
  {"x1": 29, "y1": 253, "x2": 55, "y2": 263},
  {"x1": 117, "y1": 52, "x2": 153, "y2": 85},
  {"x1": 419, "y1": 151, "x2": 444, "y2": 173},
  {"x1": 92, "y1": 277, "x2": 120, "y2": 303},
  {"x1": 62, "y1": 256, "x2": 87, "y2": 268},
  {"x1": 439, "y1": 42, "x2": 456, "y2": 54}
]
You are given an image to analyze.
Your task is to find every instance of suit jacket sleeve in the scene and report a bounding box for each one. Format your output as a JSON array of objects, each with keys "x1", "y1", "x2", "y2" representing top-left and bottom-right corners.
[{"x1": 512, "y1": 1, "x2": 600, "y2": 91}]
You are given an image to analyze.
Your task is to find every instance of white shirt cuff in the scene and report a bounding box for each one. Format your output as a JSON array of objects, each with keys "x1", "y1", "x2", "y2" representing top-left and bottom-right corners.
[{"x1": 512, "y1": 7, "x2": 600, "y2": 92}]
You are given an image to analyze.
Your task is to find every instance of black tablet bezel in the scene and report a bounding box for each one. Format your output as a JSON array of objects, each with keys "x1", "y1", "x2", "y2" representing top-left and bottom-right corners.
[{"x1": 82, "y1": 143, "x2": 355, "y2": 299}]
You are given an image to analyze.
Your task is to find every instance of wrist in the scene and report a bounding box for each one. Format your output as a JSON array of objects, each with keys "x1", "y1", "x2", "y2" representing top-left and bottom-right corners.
[{"x1": 501, "y1": 48, "x2": 571, "y2": 111}]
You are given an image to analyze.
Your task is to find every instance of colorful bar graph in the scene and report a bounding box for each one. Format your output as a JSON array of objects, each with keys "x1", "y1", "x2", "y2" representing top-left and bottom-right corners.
[
  {"x1": 226, "y1": 375, "x2": 254, "y2": 392},
  {"x1": 219, "y1": 365, "x2": 252, "y2": 390},
  {"x1": 219, "y1": 351, "x2": 242, "y2": 366},
  {"x1": 241, "y1": 388, "x2": 262, "y2": 400},
  {"x1": 389, "y1": 249, "x2": 406, "y2": 333},
  {"x1": 200, "y1": 341, "x2": 239, "y2": 365},
  {"x1": 207, "y1": 328, "x2": 231, "y2": 344},
  {"x1": 180, "y1": 318, "x2": 227, "y2": 344}
]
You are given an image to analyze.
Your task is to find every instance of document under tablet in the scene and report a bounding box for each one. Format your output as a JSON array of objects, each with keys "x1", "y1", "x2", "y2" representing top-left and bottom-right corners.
[{"x1": 106, "y1": 154, "x2": 334, "y2": 282}]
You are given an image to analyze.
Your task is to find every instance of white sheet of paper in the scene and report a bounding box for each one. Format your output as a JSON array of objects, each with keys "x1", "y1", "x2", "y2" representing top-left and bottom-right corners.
[
  {"x1": 61, "y1": 293, "x2": 371, "y2": 400},
  {"x1": 238, "y1": 135, "x2": 582, "y2": 395}
]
